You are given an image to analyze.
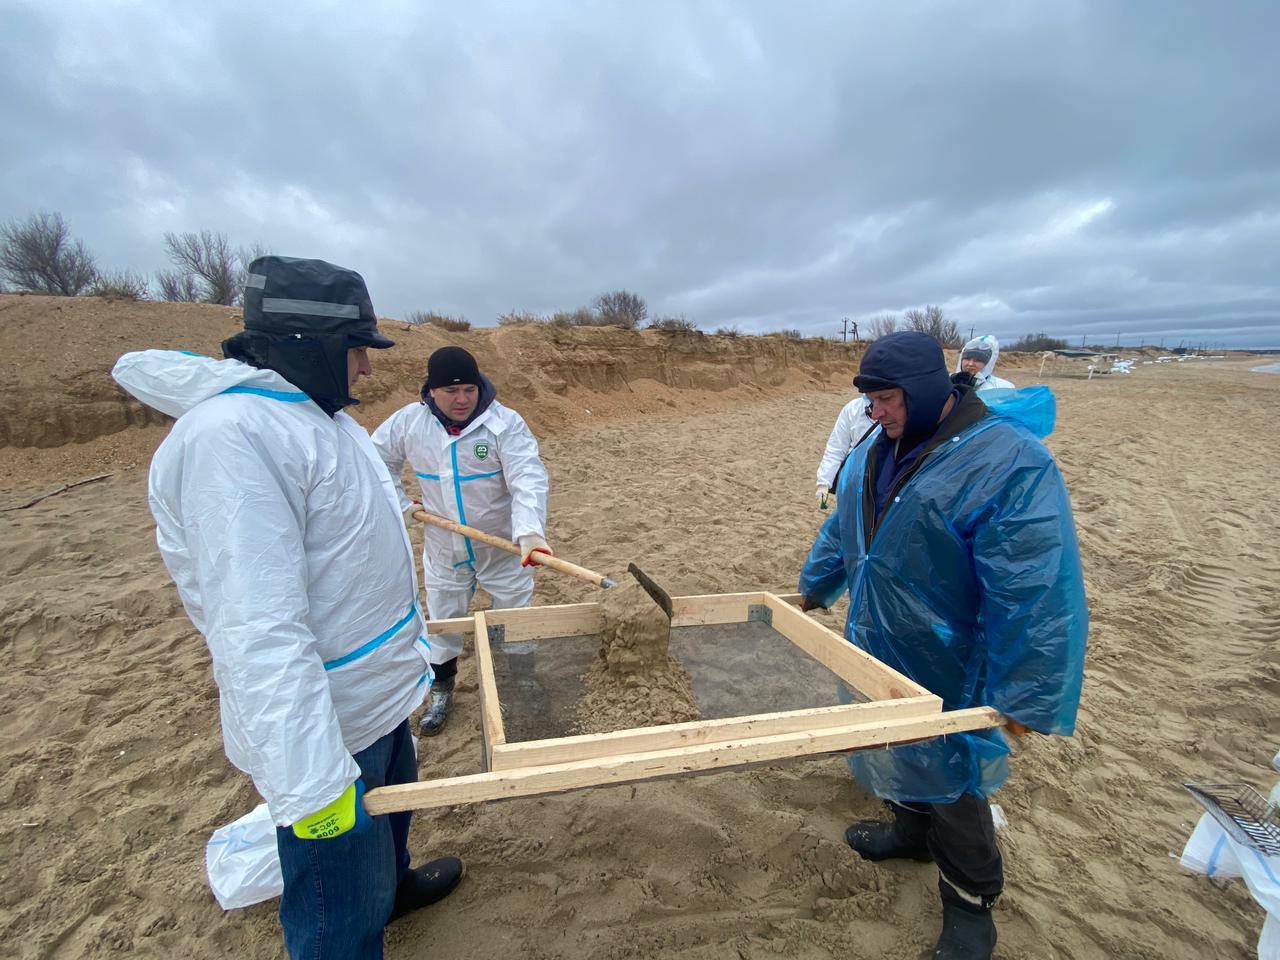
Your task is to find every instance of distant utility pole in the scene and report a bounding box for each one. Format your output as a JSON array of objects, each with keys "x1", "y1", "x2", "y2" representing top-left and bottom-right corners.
[
  {"x1": 1115, "y1": 331, "x2": 1121, "y2": 348},
  {"x1": 1081, "y1": 334, "x2": 1086, "y2": 348},
  {"x1": 841, "y1": 317, "x2": 849, "y2": 342},
  {"x1": 969, "y1": 324, "x2": 975, "y2": 341}
]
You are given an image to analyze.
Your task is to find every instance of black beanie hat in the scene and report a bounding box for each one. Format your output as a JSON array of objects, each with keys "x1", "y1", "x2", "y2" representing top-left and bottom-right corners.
[
  {"x1": 854, "y1": 331, "x2": 953, "y2": 440},
  {"x1": 424, "y1": 346, "x2": 482, "y2": 391}
]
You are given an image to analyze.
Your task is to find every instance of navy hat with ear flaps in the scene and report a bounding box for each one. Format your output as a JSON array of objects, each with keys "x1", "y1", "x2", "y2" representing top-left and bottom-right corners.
[
  {"x1": 854, "y1": 331, "x2": 954, "y2": 441},
  {"x1": 223, "y1": 256, "x2": 392, "y2": 416}
]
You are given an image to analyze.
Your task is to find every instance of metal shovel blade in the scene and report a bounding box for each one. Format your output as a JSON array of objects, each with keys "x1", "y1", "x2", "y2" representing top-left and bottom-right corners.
[{"x1": 627, "y1": 563, "x2": 673, "y2": 620}]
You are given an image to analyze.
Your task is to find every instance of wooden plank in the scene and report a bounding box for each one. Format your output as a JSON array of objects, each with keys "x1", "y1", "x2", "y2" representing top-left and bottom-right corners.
[
  {"x1": 489, "y1": 694, "x2": 942, "y2": 771},
  {"x1": 424, "y1": 616, "x2": 475, "y2": 637},
  {"x1": 364, "y1": 707, "x2": 1002, "y2": 813},
  {"x1": 471, "y1": 611, "x2": 505, "y2": 768},
  {"x1": 763, "y1": 594, "x2": 933, "y2": 701},
  {"x1": 480, "y1": 591, "x2": 793, "y2": 639},
  {"x1": 669, "y1": 592, "x2": 767, "y2": 627},
  {"x1": 483, "y1": 602, "x2": 603, "y2": 641}
]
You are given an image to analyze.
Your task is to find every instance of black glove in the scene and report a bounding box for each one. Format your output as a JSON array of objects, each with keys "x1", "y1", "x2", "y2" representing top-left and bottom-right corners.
[{"x1": 799, "y1": 596, "x2": 823, "y2": 613}]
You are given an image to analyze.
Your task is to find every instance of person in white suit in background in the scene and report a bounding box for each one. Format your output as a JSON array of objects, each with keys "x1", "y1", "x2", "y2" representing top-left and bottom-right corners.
[
  {"x1": 955, "y1": 335, "x2": 1015, "y2": 391},
  {"x1": 815, "y1": 393, "x2": 875, "y2": 510}
]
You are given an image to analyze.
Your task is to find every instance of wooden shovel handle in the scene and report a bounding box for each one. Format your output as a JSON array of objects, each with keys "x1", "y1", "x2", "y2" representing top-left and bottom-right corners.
[{"x1": 411, "y1": 510, "x2": 614, "y2": 588}]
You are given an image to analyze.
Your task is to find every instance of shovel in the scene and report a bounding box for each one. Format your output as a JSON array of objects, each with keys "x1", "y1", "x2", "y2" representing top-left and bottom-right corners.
[
  {"x1": 413, "y1": 510, "x2": 616, "y2": 588},
  {"x1": 627, "y1": 562, "x2": 673, "y2": 619}
]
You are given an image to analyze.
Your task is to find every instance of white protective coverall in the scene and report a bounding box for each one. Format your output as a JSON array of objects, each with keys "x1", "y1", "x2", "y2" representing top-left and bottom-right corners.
[
  {"x1": 371, "y1": 395, "x2": 548, "y2": 663},
  {"x1": 112, "y1": 350, "x2": 434, "y2": 826},
  {"x1": 956, "y1": 334, "x2": 1015, "y2": 391},
  {"x1": 816, "y1": 398, "x2": 875, "y2": 499}
]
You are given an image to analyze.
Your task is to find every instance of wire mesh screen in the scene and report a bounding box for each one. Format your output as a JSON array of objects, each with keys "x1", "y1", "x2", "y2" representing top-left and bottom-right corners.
[
  {"x1": 488, "y1": 619, "x2": 868, "y2": 744},
  {"x1": 1184, "y1": 782, "x2": 1280, "y2": 856}
]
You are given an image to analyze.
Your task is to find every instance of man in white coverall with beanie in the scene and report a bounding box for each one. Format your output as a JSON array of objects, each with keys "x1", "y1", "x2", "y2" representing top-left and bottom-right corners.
[
  {"x1": 372, "y1": 345, "x2": 551, "y2": 735},
  {"x1": 112, "y1": 256, "x2": 463, "y2": 960}
]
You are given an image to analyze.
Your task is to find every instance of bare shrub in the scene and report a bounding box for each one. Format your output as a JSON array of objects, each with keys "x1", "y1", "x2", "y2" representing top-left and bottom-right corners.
[
  {"x1": 778, "y1": 328, "x2": 804, "y2": 340},
  {"x1": 868, "y1": 313, "x2": 899, "y2": 338},
  {"x1": 434, "y1": 315, "x2": 471, "y2": 332},
  {"x1": 497, "y1": 310, "x2": 542, "y2": 325},
  {"x1": 0, "y1": 211, "x2": 99, "y2": 295},
  {"x1": 1009, "y1": 332, "x2": 1068, "y2": 352},
  {"x1": 160, "y1": 231, "x2": 244, "y2": 305},
  {"x1": 407, "y1": 310, "x2": 470, "y2": 332},
  {"x1": 563, "y1": 307, "x2": 609, "y2": 327},
  {"x1": 156, "y1": 269, "x2": 201, "y2": 302},
  {"x1": 592, "y1": 290, "x2": 647, "y2": 329},
  {"x1": 903, "y1": 305, "x2": 961, "y2": 347},
  {"x1": 715, "y1": 325, "x2": 742, "y2": 338},
  {"x1": 648, "y1": 314, "x2": 699, "y2": 333},
  {"x1": 89, "y1": 269, "x2": 150, "y2": 300}
]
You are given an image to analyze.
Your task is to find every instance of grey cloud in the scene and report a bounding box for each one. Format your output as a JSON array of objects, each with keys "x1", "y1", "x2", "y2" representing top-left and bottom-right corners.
[{"x1": 1, "y1": 1, "x2": 1277, "y2": 347}]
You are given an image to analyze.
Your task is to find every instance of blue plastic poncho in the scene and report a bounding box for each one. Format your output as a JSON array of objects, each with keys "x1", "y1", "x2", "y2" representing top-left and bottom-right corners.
[{"x1": 800, "y1": 386, "x2": 1086, "y2": 803}]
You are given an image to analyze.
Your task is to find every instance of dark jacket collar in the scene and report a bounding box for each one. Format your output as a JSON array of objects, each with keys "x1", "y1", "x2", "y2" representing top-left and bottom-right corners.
[
  {"x1": 861, "y1": 389, "x2": 989, "y2": 546},
  {"x1": 426, "y1": 374, "x2": 497, "y2": 434}
]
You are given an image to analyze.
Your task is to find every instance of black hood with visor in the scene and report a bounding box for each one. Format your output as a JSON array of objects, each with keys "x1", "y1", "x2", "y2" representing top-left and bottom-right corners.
[{"x1": 221, "y1": 255, "x2": 393, "y2": 416}]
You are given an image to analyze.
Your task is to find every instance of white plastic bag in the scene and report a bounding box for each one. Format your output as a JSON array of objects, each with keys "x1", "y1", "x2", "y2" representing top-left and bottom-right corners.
[
  {"x1": 205, "y1": 803, "x2": 284, "y2": 910},
  {"x1": 1181, "y1": 813, "x2": 1280, "y2": 960},
  {"x1": 989, "y1": 803, "x2": 1009, "y2": 832}
]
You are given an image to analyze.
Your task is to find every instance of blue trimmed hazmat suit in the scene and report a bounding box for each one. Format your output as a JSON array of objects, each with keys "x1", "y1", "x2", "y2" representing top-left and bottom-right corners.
[
  {"x1": 372, "y1": 346, "x2": 549, "y2": 736},
  {"x1": 112, "y1": 256, "x2": 463, "y2": 960}
]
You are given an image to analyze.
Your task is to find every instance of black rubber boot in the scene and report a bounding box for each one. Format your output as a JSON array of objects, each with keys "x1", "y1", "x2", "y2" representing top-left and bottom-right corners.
[
  {"x1": 844, "y1": 802, "x2": 933, "y2": 863},
  {"x1": 388, "y1": 857, "x2": 465, "y2": 923},
  {"x1": 933, "y1": 879, "x2": 997, "y2": 960},
  {"x1": 418, "y1": 676, "x2": 454, "y2": 737}
]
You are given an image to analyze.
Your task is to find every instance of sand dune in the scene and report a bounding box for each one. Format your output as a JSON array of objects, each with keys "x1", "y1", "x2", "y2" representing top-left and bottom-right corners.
[{"x1": 1, "y1": 298, "x2": 1276, "y2": 959}]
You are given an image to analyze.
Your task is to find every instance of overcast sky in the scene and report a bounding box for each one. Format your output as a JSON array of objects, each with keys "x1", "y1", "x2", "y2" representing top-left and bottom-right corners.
[{"x1": 3, "y1": 1, "x2": 1278, "y2": 348}]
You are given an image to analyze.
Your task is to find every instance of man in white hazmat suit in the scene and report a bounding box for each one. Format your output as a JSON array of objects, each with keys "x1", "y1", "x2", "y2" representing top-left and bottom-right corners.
[
  {"x1": 112, "y1": 256, "x2": 463, "y2": 960},
  {"x1": 372, "y1": 345, "x2": 550, "y2": 736},
  {"x1": 955, "y1": 335, "x2": 1015, "y2": 391},
  {"x1": 815, "y1": 394, "x2": 875, "y2": 510}
]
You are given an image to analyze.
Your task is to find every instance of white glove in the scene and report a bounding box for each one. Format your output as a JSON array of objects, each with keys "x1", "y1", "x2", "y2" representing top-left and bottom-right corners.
[{"x1": 518, "y1": 534, "x2": 552, "y2": 567}]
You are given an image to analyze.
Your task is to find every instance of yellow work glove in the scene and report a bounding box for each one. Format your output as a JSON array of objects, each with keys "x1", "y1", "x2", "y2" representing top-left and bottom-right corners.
[{"x1": 291, "y1": 779, "x2": 371, "y2": 840}]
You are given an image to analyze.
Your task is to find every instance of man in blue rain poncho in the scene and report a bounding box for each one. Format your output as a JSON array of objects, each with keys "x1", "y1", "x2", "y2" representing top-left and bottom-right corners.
[
  {"x1": 113, "y1": 257, "x2": 463, "y2": 960},
  {"x1": 799, "y1": 331, "x2": 1086, "y2": 960}
]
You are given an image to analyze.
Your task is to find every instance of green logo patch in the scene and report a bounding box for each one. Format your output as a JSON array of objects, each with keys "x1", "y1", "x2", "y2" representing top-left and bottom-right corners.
[{"x1": 473, "y1": 442, "x2": 490, "y2": 461}]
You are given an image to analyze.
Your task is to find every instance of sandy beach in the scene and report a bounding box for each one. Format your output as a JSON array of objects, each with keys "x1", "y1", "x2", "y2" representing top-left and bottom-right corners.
[{"x1": 1, "y1": 295, "x2": 1277, "y2": 959}]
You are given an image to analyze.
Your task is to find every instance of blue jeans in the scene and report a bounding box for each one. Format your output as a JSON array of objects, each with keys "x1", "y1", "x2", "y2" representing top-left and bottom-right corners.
[{"x1": 275, "y1": 719, "x2": 417, "y2": 960}]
